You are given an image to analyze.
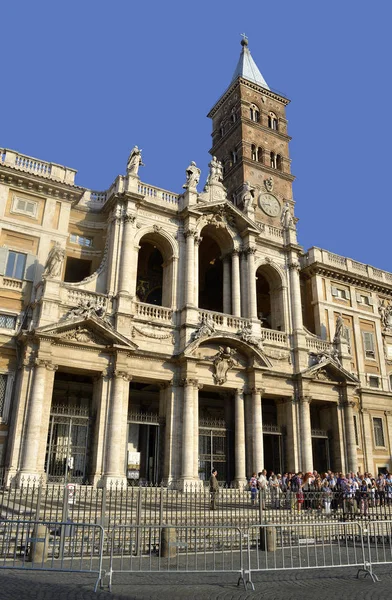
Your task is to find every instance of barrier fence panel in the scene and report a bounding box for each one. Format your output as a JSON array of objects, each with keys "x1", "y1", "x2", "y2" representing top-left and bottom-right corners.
[
  {"x1": 107, "y1": 524, "x2": 245, "y2": 592},
  {"x1": 0, "y1": 519, "x2": 105, "y2": 592},
  {"x1": 245, "y1": 521, "x2": 372, "y2": 591},
  {"x1": 361, "y1": 519, "x2": 392, "y2": 580}
]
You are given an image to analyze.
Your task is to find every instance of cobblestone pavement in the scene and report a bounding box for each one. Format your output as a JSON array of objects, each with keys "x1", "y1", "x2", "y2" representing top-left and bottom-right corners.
[{"x1": 0, "y1": 567, "x2": 391, "y2": 600}]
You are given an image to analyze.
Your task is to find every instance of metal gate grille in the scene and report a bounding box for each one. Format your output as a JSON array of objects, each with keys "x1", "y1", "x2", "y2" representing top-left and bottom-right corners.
[
  {"x1": 45, "y1": 406, "x2": 90, "y2": 483},
  {"x1": 199, "y1": 426, "x2": 230, "y2": 483}
]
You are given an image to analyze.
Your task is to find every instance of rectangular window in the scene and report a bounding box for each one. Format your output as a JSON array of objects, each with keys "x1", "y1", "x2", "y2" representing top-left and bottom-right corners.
[
  {"x1": 362, "y1": 331, "x2": 375, "y2": 359},
  {"x1": 373, "y1": 417, "x2": 385, "y2": 447},
  {"x1": 69, "y1": 234, "x2": 93, "y2": 248},
  {"x1": 12, "y1": 196, "x2": 38, "y2": 218},
  {"x1": 331, "y1": 286, "x2": 350, "y2": 300},
  {"x1": 0, "y1": 314, "x2": 17, "y2": 329},
  {"x1": 369, "y1": 375, "x2": 380, "y2": 388},
  {"x1": 5, "y1": 251, "x2": 26, "y2": 280},
  {"x1": 356, "y1": 293, "x2": 373, "y2": 306},
  {"x1": 353, "y1": 415, "x2": 359, "y2": 446},
  {"x1": 0, "y1": 374, "x2": 7, "y2": 418}
]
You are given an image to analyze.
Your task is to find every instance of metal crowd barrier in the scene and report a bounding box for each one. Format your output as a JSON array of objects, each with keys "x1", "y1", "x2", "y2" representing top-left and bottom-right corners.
[
  {"x1": 361, "y1": 519, "x2": 392, "y2": 581},
  {"x1": 0, "y1": 519, "x2": 105, "y2": 592},
  {"x1": 245, "y1": 521, "x2": 375, "y2": 590},
  {"x1": 107, "y1": 524, "x2": 246, "y2": 592}
]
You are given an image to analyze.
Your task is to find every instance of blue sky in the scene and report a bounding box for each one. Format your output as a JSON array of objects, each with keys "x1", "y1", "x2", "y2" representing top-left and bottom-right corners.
[{"x1": 2, "y1": 1, "x2": 391, "y2": 270}]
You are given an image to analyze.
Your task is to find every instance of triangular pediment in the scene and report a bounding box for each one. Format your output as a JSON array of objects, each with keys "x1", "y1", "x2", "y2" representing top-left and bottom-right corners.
[
  {"x1": 302, "y1": 359, "x2": 358, "y2": 384},
  {"x1": 184, "y1": 333, "x2": 273, "y2": 369},
  {"x1": 36, "y1": 315, "x2": 138, "y2": 349},
  {"x1": 195, "y1": 200, "x2": 260, "y2": 235}
]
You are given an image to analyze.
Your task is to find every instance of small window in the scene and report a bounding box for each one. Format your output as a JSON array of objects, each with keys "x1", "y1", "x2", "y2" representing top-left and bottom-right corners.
[
  {"x1": 257, "y1": 147, "x2": 263, "y2": 162},
  {"x1": 69, "y1": 234, "x2": 93, "y2": 248},
  {"x1": 0, "y1": 374, "x2": 8, "y2": 418},
  {"x1": 250, "y1": 104, "x2": 260, "y2": 123},
  {"x1": 5, "y1": 251, "x2": 26, "y2": 280},
  {"x1": 389, "y1": 374, "x2": 392, "y2": 391},
  {"x1": 251, "y1": 144, "x2": 257, "y2": 161},
  {"x1": 270, "y1": 152, "x2": 277, "y2": 169},
  {"x1": 268, "y1": 112, "x2": 278, "y2": 130},
  {"x1": 353, "y1": 415, "x2": 359, "y2": 446},
  {"x1": 369, "y1": 375, "x2": 380, "y2": 388},
  {"x1": 362, "y1": 331, "x2": 376, "y2": 359},
  {"x1": 230, "y1": 109, "x2": 237, "y2": 123},
  {"x1": 276, "y1": 154, "x2": 282, "y2": 170},
  {"x1": 231, "y1": 150, "x2": 238, "y2": 165},
  {"x1": 0, "y1": 314, "x2": 17, "y2": 330},
  {"x1": 12, "y1": 196, "x2": 38, "y2": 218},
  {"x1": 331, "y1": 286, "x2": 350, "y2": 300},
  {"x1": 373, "y1": 417, "x2": 385, "y2": 447},
  {"x1": 220, "y1": 122, "x2": 225, "y2": 137},
  {"x1": 357, "y1": 293, "x2": 373, "y2": 306}
]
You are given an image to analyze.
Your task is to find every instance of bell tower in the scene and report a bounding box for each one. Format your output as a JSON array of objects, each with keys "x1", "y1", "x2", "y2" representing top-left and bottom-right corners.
[{"x1": 207, "y1": 36, "x2": 295, "y2": 228}]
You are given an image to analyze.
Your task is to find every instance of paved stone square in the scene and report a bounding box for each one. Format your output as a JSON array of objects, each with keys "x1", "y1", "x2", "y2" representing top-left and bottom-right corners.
[{"x1": 0, "y1": 567, "x2": 391, "y2": 600}]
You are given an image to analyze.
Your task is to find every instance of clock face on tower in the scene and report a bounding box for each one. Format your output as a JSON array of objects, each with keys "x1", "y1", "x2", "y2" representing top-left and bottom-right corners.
[{"x1": 258, "y1": 193, "x2": 281, "y2": 217}]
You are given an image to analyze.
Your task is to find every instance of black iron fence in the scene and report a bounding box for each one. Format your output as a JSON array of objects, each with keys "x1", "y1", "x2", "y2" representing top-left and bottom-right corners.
[{"x1": 1, "y1": 480, "x2": 392, "y2": 532}]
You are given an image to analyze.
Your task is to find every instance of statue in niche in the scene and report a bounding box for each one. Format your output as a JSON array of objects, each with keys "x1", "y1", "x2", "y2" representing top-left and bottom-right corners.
[
  {"x1": 183, "y1": 161, "x2": 201, "y2": 191},
  {"x1": 379, "y1": 300, "x2": 392, "y2": 330},
  {"x1": 239, "y1": 181, "x2": 255, "y2": 211},
  {"x1": 281, "y1": 202, "x2": 294, "y2": 228},
  {"x1": 43, "y1": 242, "x2": 65, "y2": 278},
  {"x1": 212, "y1": 346, "x2": 238, "y2": 385},
  {"x1": 126, "y1": 146, "x2": 144, "y2": 176}
]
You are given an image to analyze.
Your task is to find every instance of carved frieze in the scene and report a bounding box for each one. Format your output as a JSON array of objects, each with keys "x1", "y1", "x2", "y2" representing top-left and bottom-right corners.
[
  {"x1": 59, "y1": 326, "x2": 107, "y2": 345},
  {"x1": 212, "y1": 346, "x2": 238, "y2": 385}
]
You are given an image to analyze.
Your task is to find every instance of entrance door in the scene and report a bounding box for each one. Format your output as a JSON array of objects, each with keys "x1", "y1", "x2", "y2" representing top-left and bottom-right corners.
[
  {"x1": 128, "y1": 422, "x2": 161, "y2": 484},
  {"x1": 45, "y1": 411, "x2": 90, "y2": 483},
  {"x1": 312, "y1": 437, "x2": 330, "y2": 473},
  {"x1": 263, "y1": 434, "x2": 283, "y2": 474},
  {"x1": 199, "y1": 427, "x2": 232, "y2": 483}
]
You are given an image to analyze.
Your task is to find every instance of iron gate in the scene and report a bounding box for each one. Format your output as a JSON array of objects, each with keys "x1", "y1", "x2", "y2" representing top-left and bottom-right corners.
[
  {"x1": 199, "y1": 424, "x2": 232, "y2": 483},
  {"x1": 45, "y1": 406, "x2": 90, "y2": 483}
]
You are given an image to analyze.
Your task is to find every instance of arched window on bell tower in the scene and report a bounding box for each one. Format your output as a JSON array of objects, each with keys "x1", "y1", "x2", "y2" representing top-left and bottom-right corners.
[
  {"x1": 268, "y1": 112, "x2": 278, "y2": 130},
  {"x1": 257, "y1": 147, "x2": 263, "y2": 163},
  {"x1": 251, "y1": 144, "x2": 257, "y2": 161},
  {"x1": 270, "y1": 152, "x2": 277, "y2": 169},
  {"x1": 249, "y1": 104, "x2": 260, "y2": 123}
]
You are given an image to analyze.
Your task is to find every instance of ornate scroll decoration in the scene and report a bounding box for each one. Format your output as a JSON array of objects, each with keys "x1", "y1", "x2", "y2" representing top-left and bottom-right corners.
[
  {"x1": 192, "y1": 314, "x2": 215, "y2": 341},
  {"x1": 264, "y1": 177, "x2": 273, "y2": 192},
  {"x1": 212, "y1": 346, "x2": 238, "y2": 385},
  {"x1": 237, "y1": 322, "x2": 262, "y2": 349},
  {"x1": 132, "y1": 325, "x2": 175, "y2": 343},
  {"x1": 35, "y1": 358, "x2": 58, "y2": 371}
]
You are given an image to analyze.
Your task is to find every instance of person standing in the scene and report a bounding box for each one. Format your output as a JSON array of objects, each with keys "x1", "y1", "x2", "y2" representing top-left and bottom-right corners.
[{"x1": 209, "y1": 469, "x2": 219, "y2": 510}]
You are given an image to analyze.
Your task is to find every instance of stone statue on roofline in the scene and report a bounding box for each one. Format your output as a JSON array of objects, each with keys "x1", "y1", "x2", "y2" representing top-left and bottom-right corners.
[
  {"x1": 126, "y1": 146, "x2": 144, "y2": 176},
  {"x1": 208, "y1": 156, "x2": 223, "y2": 184},
  {"x1": 43, "y1": 242, "x2": 65, "y2": 278},
  {"x1": 281, "y1": 201, "x2": 294, "y2": 228},
  {"x1": 183, "y1": 161, "x2": 200, "y2": 192}
]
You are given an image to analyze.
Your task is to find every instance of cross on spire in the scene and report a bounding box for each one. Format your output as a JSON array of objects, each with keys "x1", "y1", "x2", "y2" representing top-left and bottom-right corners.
[{"x1": 240, "y1": 33, "x2": 248, "y2": 46}]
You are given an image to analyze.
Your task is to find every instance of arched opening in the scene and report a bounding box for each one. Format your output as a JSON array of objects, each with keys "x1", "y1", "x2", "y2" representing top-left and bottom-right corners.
[
  {"x1": 199, "y1": 237, "x2": 223, "y2": 312},
  {"x1": 198, "y1": 225, "x2": 233, "y2": 314},
  {"x1": 135, "y1": 232, "x2": 176, "y2": 308},
  {"x1": 256, "y1": 264, "x2": 285, "y2": 331}
]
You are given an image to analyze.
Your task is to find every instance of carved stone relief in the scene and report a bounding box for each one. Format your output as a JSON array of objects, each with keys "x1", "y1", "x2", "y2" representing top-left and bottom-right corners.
[{"x1": 212, "y1": 346, "x2": 238, "y2": 385}]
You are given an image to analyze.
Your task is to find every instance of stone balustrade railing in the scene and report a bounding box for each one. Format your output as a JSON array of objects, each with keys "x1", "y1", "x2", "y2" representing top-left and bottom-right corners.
[
  {"x1": 134, "y1": 301, "x2": 173, "y2": 322},
  {"x1": 306, "y1": 336, "x2": 332, "y2": 353},
  {"x1": 0, "y1": 148, "x2": 76, "y2": 185},
  {"x1": 311, "y1": 428, "x2": 328, "y2": 437},
  {"x1": 63, "y1": 286, "x2": 108, "y2": 310},
  {"x1": 0, "y1": 276, "x2": 24, "y2": 291},
  {"x1": 303, "y1": 247, "x2": 392, "y2": 285},
  {"x1": 138, "y1": 182, "x2": 179, "y2": 206},
  {"x1": 261, "y1": 328, "x2": 289, "y2": 345},
  {"x1": 199, "y1": 309, "x2": 250, "y2": 332}
]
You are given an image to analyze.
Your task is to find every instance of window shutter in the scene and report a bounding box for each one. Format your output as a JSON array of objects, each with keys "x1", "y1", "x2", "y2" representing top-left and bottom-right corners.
[
  {"x1": 345, "y1": 289, "x2": 351, "y2": 300},
  {"x1": 356, "y1": 293, "x2": 362, "y2": 302},
  {"x1": 363, "y1": 331, "x2": 375, "y2": 353},
  {"x1": 24, "y1": 254, "x2": 36, "y2": 281},
  {"x1": 368, "y1": 297, "x2": 374, "y2": 306},
  {"x1": 0, "y1": 247, "x2": 8, "y2": 276},
  {"x1": 331, "y1": 286, "x2": 338, "y2": 297}
]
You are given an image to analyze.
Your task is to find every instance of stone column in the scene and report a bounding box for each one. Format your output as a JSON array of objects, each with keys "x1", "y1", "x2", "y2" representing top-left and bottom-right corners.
[
  {"x1": 344, "y1": 400, "x2": 358, "y2": 473},
  {"x1": 194, "y1": 236, "x2": 201, "y2": 308},
  {"x1": 20, "y1": 359, "x2": 57, "y2": 480},
  {"x1": 163, "y1": 380, "x2": 181, "y2": 484},
  {"x1": 103, "y1": 370, "x2": 131, "y2": 484},
  {"x1": 193, "y1": 383, "x2": 201, "y2": 480},
  {"x1": 240, "y1": 252, "x2": 248, "y2": 318},
  {"x1": 180, "y1": 379, "x2": 198, "y2": 483},
  {"x1": 222, "y1": 255, "x2": 231, "y2": 314},
  {"x1": 234, "y1": 388, "x2": 247, "y2": 486},
  {"x1": 299, "y1": 396, "x2": 313, "y2": 473},
  {"x1": 251, "y1": 387, "x2": 264, "y2": 473},
  {"x1": 231, "y1": 250, "x2": 241, "y2": 317},
  {"x1": 247, "y1": 247, "x2": 258, "y2": 320},
  {"x1": 184, "y1": 229, "x2": 195, "y2": 306},
  {"x1": 285, "y1": 397, "x2": 300, "y2": 473},
  {"x1": 361, "y1": 409, "x2": 374, "y2": 473},
  {"x1": 288, "y1": 261, "x2": 304, "y2": 331},
  {"x1": 90, "y1": 373, "x2": 111, "y2": 486},
  {"x1": 118, "y1": 214, "x2": 136, "y2": 294}
]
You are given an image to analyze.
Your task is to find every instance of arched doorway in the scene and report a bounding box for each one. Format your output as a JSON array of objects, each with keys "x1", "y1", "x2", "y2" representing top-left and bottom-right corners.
[
  {"x1": 135, "y1": 232, "x2": 176, "y2": 307},
  {"x1": 256, "y1": 264, "x2": 286, "y2": 331}
]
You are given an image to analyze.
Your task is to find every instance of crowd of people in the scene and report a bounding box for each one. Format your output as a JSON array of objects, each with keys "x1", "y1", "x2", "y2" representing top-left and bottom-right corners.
[{"x1": 248, "y1": 469, "x2": 392, "y2": 515}]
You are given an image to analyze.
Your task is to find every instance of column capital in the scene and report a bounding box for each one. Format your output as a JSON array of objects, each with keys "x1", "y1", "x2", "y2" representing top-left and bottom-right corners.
[
  {"x1": 300, "y1": 395, "x2": 312, "y2": 404},
  {"x1": 385, "y1": 411, "x2": 392, "y2": 417},
  {"x1": 184, "y1": 228, "x2": 196, "y2": 239},
  {"x1": 122, "y1": 213, "x2": 136, "y2": 225},
  {"x1": 231, "y1": 249, "x2": 240, "y2": 258},
  {"x1": 288, "y1": 261, "x2": 300, "y2": 272},
  {"x1": 35, "y1": 358, "x2": 58, "y2": 372},
  {"x1": 114, "y1": 370, "x2": 132, "y2": 382},
  {"x1": 246, "y1": 246, "x2": 257, "y2": 256},
  {"x1": 181, "y1": 377, "x2": 199, "y2": 388},
  {"x1": 249, "y1": 386, "x2": 265, "y2": 395}
]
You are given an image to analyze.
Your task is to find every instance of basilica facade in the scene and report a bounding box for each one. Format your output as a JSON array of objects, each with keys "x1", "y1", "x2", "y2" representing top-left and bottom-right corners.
[{"x1": 0, "y1": 39, "x2": 391, "y2": 487}]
